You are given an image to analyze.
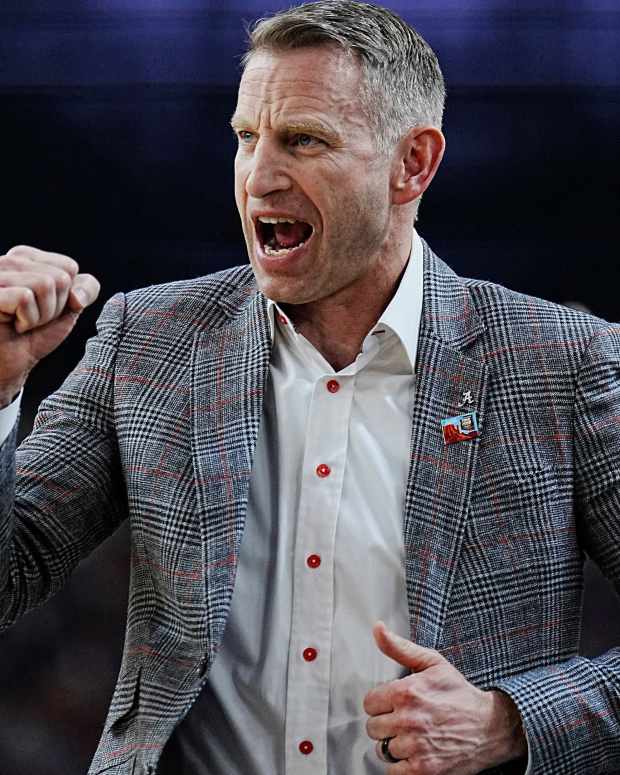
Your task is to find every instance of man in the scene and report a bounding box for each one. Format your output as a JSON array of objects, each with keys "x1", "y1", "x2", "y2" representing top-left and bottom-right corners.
[{"x1": 0, "y1": 2, "x2": 619, "y2": 774}]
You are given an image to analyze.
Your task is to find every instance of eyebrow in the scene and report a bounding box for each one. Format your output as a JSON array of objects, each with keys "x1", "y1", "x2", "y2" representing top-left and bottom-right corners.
[
  {"x1": 229, "y1": 116, "x2": 341, "y2": 145},
  {"x1": 229, "y1": 115, "x2": 250, "y2": 131}
]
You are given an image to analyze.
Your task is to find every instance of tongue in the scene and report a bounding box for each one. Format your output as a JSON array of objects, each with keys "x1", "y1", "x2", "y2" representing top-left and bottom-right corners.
[{"x1": 274, "y1": 221, "x2": 308, "y2": 249}]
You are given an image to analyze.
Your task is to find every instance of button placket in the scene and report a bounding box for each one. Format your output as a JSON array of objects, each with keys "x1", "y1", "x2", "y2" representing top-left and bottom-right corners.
[{"x1": 284, "y1": 374, "x2": 354, "y2": 772}]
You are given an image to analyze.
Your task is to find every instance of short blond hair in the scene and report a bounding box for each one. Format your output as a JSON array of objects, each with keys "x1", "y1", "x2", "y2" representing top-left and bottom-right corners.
[{"x1": 243, "y1": 1, "x2": 446, "y2": 155}]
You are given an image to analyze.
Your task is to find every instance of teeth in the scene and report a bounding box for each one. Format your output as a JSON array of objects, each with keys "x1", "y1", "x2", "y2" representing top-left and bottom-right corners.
[
  {"x1": 258, "y1": 216, "x2": 298, "y2": 224},
  {"x1": 264, "y1": 241, "x2": 306, "y2": 256}
]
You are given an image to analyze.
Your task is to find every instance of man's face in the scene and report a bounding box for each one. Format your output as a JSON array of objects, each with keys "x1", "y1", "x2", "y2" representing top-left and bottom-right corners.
[{"x1": 232, "y1": 46, "x2": 395, "y2": 306}]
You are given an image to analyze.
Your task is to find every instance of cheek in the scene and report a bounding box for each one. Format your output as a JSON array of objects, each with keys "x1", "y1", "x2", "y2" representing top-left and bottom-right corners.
[
  {"x1": 234, "y1": 184, "x2": 248, "y2": 228},
  {"x1": 233, "y1": 156, "x2": 247, "y2": 201}
]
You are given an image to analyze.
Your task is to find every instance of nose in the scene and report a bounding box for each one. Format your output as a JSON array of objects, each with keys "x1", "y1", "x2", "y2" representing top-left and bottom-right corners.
[{"x1": 243, "y1": 137, "x2": 292, "y2": 199}]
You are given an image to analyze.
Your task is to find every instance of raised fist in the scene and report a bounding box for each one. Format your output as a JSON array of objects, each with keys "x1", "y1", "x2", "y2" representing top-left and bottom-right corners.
[{"x1": 0, "y1": 245, "x2": 100, "y2": 406}]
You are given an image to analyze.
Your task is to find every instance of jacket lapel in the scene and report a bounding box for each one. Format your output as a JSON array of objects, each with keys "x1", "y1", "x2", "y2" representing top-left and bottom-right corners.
[
  {"x1": 190, "y1": 278, "x2": 271, "y2": 656},
  {"x1": 404, "y1": 243, "x2": 488, "y2": 648}
]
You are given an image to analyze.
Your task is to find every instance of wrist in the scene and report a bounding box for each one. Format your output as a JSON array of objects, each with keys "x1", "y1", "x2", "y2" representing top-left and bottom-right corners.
[
  {"x1": 480, "y1": 689, "x2": 528, "y2": 768},
  {"x1": 0, "y1": 379, "x2": 26, "y2": 409}
]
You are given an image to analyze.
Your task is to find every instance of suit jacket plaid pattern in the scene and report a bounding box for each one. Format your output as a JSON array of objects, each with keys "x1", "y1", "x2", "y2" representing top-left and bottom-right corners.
[{"x1": 1, "y1": 241, "x2": 619, "y2": 775}]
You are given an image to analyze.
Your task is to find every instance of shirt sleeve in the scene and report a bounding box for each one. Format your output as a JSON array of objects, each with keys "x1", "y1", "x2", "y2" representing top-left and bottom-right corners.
[{"x1": 0, "y1": 391, "x2": 21, "y2": 447}]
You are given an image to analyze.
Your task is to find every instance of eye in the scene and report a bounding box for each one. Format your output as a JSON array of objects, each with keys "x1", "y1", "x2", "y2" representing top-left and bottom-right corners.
[
  {"x1": 237, "y1": 130, "x2": 255, "y2": 144},
  {"x1": 292, "y1": 134, "x2": 323, "y2": 148}
]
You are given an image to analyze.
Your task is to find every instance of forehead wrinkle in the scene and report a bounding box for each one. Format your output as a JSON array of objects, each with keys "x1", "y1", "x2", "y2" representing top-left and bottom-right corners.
[
  {"x1": 235, "y1": 48, "x2": 370, "y2": 141},
  {"x1": 240, "y1": 51, "x2": 363, "y2": 106},
  {"x1": 235, "y1": 87, "x2": 363, "y2": 134},
  {"x1": 242, "y1": 75, "x2": 359, "y2": 104}
]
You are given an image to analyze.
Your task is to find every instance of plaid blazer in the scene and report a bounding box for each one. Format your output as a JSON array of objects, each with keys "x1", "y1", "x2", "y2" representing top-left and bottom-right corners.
[{"x1": 1, "y1": 241, "x2": 619, "y2": 775}]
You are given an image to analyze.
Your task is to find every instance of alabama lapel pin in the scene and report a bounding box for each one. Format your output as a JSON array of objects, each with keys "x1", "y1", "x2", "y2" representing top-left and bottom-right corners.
[{"x1": 441, "y1": 411, "x2": 481, "y2": 445}]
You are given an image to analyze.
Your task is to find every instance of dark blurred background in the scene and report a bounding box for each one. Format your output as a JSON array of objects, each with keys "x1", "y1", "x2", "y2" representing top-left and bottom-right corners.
[{"x1": 0, "y1": 1, "x2": 619, "y2": 773}]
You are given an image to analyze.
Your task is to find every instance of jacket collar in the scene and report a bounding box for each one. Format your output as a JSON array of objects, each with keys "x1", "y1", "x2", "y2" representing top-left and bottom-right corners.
[
  {"x1": 215, "y1": 236, "x2": 486, "y2": 357},
  {"x1": 419, "y1": 238, "x2": 486, "y2": 352}
]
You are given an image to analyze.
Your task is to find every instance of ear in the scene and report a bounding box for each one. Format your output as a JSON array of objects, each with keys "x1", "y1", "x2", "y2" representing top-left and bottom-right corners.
[{"x1": 391, "y1": 126, "x2": 445, "y2": 206}]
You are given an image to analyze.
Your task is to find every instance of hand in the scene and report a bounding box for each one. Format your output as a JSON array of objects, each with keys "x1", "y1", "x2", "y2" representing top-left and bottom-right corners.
[
  {"x1": 364, "y1": 622, "x2": 527, "y2": 774},
  {"x1": 0, "y1": 245, "x2": 100, "y2": 405}
]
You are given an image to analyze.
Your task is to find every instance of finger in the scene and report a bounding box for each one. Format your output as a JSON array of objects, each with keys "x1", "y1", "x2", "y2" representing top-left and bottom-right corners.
[
  {"x1": 0, "y1": 286, "x2": 40, "y2": 332},
  {"x1": 363, "y1": 680, "x2": 398, "y2": 716},
  {"x1": 374, "y1": 737, "x2": 409, "y2": 767},
  {"x1": 0, "y1": 264, "x2": 76, "y2": 324},
  {"x1": 67, "y1": 273, "x2": 100, "y2": 311},
  {"x1": 373, "y1": 621, "x2": 444, "y2": 672},
  {"x1": 383, "y1": 734, "x2": 410, "y2": 762},
  {"x1": 0, "y1": 270, "x2": 62, "y2": 326},
  {"x1": 5, "y1": 245, "x2": 79, "y2": 277},
  {"x1": 366, "y1": 712, "x2": 397, "y2": 741},
  {"x1": 30, "y1": 263, "x2": 72, "y2": 319}
]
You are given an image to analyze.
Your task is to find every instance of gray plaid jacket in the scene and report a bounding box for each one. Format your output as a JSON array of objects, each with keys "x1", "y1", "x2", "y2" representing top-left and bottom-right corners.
[{"x1": 1, "y1": 241, "x2": 619, "y2": 774}]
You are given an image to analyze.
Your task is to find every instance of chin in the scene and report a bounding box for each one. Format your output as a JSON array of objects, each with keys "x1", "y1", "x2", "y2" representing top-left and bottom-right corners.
[{"x1": 256, "y1": 279, "x2": 305, "y2": 305}]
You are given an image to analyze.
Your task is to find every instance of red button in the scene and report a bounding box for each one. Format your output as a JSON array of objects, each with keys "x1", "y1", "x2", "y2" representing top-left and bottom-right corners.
[
  {"x1": 299, "y1": 740, "x2": 314, "y2": 756},
  {"x1": 326, "y1": 379, "x2": 340, "y2": 394},
  {"x1": 307, "y1": 554, "x2": 321, "y2": 569},
  {"x1": 277, "y1": 314, "x2": 288, "y2": 325},
  {"x1": 316, "y1": 463, "x2": 331, "y2": 478},
  {"x1": 303, "y1": 647, "x2": 318, "y2": 662}
]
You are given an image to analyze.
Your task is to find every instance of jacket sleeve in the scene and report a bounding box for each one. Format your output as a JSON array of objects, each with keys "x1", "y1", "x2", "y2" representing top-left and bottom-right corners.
[
  {"x1": 492, "y1": 324, "x2": 620, "y2": 774},
  {"x1": 0, "y1": 293, "x2": 129, "y2": 629}
]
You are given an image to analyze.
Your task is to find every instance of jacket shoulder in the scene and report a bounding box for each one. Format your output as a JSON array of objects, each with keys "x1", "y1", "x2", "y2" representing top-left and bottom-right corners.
[
  {"x1": 122, "y1": 264, "x2": 256, "y2": 328},
  {"x1": 464, "y1": 274, "x2": 614, "y2": 339}
]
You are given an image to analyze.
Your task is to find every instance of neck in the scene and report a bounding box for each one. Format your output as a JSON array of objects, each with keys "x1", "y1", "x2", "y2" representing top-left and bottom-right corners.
[{"x1": 282, "y1": 234, "x2": 412, "y2": 372}]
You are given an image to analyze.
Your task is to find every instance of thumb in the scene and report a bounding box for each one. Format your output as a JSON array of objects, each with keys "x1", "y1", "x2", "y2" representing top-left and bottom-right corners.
[
  {"x1": 67, "y1": 273, "x2": 101, "y2": 313},
  {"x1": 372, "y1": 620, "x2": 444, "y2": 672}
]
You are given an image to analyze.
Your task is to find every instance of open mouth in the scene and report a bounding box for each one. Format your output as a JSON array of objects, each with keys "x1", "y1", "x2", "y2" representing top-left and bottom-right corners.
[{"x1": 255, "y1": 216, "x2": 314, "y2": 256}]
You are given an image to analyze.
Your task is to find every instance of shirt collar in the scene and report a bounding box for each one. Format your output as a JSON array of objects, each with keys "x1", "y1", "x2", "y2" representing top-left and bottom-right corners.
[
  {"x1": 266, "y1": 229, "x2": 424, "y2": 372},
  {"x1": 374, "y1": 229, "x2": 423, "y2": 371}
]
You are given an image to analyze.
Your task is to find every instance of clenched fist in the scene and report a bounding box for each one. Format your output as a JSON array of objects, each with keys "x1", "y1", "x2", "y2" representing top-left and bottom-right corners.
[{"x1": 0, "y1": 245, "x2": 100, "y2": 406}]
